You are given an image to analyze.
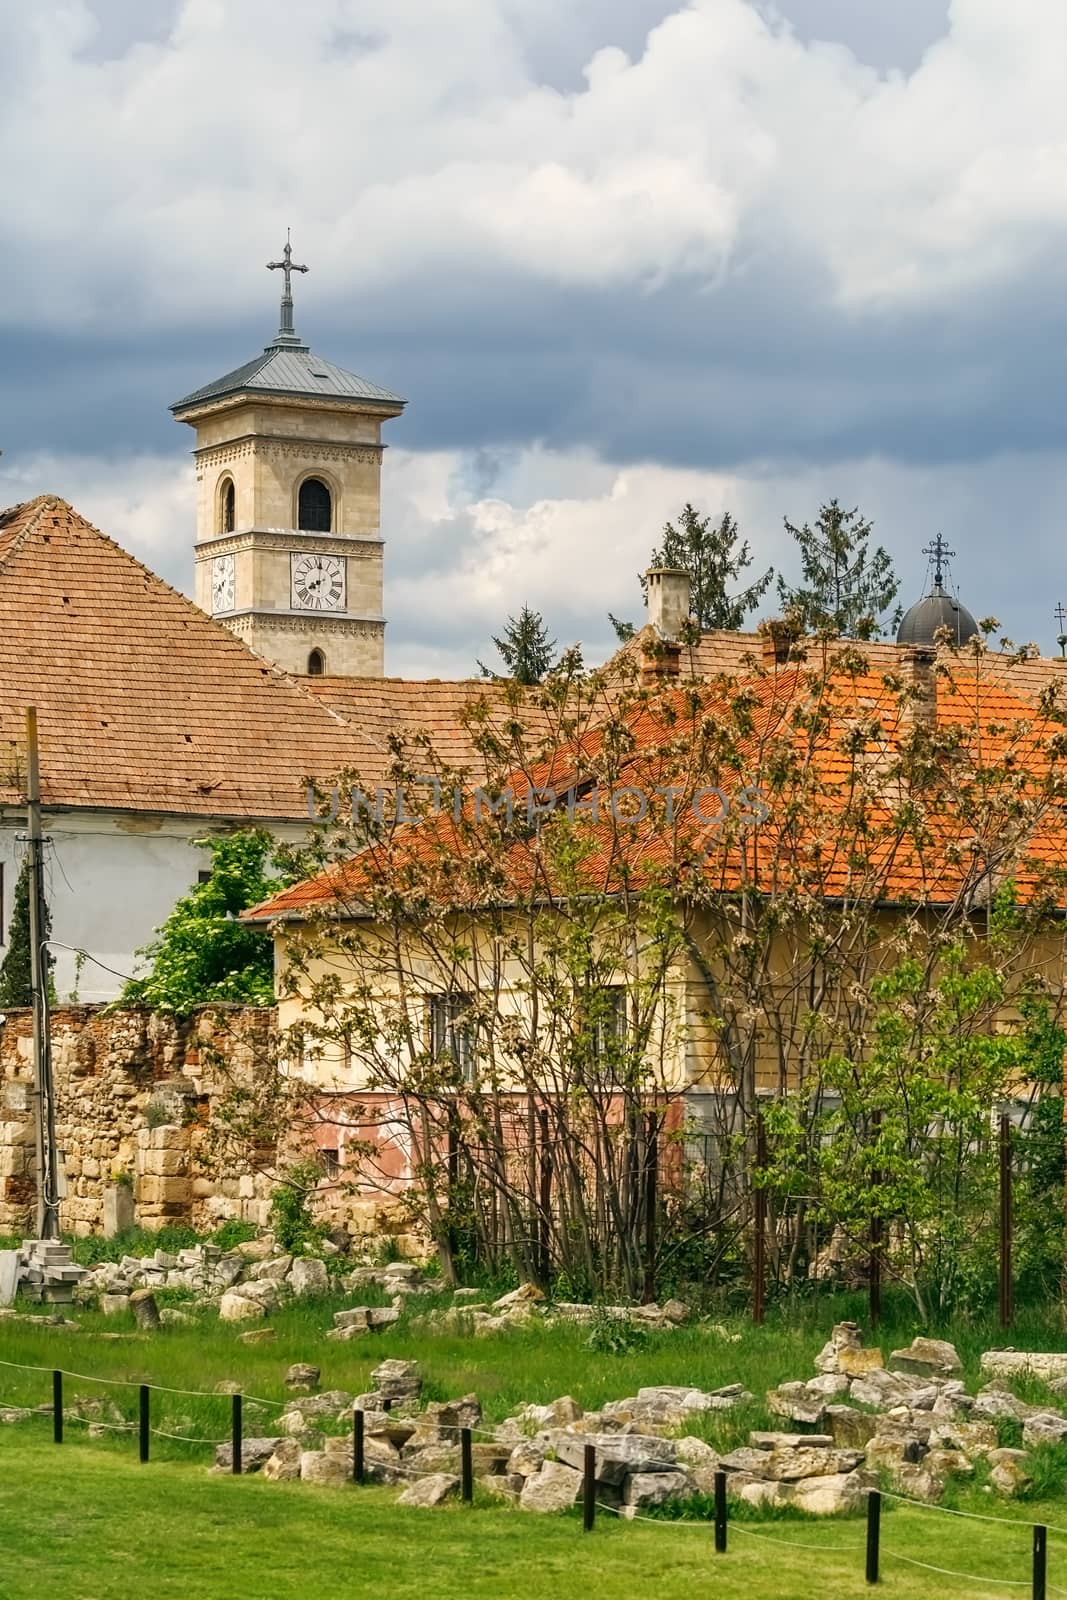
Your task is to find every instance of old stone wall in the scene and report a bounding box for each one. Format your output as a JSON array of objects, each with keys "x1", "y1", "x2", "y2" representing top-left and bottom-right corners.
[{"x1": 0, "y1": 1005, "x2": 276, "y2": 1237}]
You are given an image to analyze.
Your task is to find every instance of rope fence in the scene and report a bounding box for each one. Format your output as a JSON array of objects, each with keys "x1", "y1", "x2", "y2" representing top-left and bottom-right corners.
[{"x1": 3, "y1": 1353, "x2": 1067, "y2": 1592}]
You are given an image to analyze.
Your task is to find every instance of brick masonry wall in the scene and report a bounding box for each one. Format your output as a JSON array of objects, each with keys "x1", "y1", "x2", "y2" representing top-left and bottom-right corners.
[{"x1": 0, "y1": 1005, "x2": 276, "y2": 1237}]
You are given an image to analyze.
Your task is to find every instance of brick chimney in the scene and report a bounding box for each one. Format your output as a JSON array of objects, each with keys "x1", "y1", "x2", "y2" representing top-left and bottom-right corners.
[
  {"x1": 639, "y1": 637, "x2": 682, "y2": 688},
  {"x1": 759, "y1": 618, "x2": 801, "y2": 669},
  {"x1": 645, "y1": 567, "x2": 691, "y2": 641},
  {"x1": 901, "y1": 646, "x2": 938, "y2": 730}
]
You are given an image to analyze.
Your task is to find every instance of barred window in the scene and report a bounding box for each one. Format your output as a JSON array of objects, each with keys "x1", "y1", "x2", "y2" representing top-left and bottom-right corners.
[
  {"x1": 589, "y1": 985, "x2": 628, "y2": 1071},
  {"x1": 429, "y1": 993, "x2": 474, "y2": 1082}
]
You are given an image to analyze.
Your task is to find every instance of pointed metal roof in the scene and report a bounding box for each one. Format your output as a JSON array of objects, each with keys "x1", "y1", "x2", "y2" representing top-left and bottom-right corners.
[
  {"x1": 171, "y1": 236, "x2": 405, "y2": 414},
  {"x1": 171, "y1": 343, "x2": 406, "y2": 413}
]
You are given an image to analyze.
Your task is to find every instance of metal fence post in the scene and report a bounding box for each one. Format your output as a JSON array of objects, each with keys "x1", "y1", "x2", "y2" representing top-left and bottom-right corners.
[
  {"x1": 52, "y1": 1369, "x2": 62, "y2": 1445},
  {"x1": 583, "y1": 1443, "x2": 596, "y2": 1532},
  {"x1": 231, "y1": 1392, "x2": 243, "y2": 1476},
  {"x1": 714, "y1": 1469, "x2": 727, "y2": 1553},
  {"x1": 461, "y1": 1427, "x2": 473, "y2": 1503},
  {"x1": 139, "y1": 1384, "x2": 150, "y2": 1463},
  {"x1": 1034, "y1": 1524, "x2": 1047, "y2": 1600},
  {"x1": 353, "y1": 1408, "x2": 364, "y2": 1484},
  {"x1": 866, "y1": 1489, "x2": 881, "y2": 1584}
]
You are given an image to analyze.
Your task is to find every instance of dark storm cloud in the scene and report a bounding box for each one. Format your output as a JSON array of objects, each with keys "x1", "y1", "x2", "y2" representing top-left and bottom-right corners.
[{"x1": 3, "y1": 233, "x2": 1066, "y2": 482}]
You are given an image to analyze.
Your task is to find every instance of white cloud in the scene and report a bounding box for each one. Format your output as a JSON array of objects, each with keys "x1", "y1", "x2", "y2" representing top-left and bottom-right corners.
[
  {"x1": 7, "y1": 438, "x2": 1067, "y2": 678},
  {"x1": 0, "y1": 452, "x2": 193, "y2": 588},
  {"x1": 2, "y1": 0, "x2": 1066, "y2": 331}
]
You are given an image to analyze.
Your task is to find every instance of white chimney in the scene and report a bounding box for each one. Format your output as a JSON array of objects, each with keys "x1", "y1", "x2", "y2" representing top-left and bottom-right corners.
[{"x1": 645, "y1": 567, "x2": 691, "y2": 641}]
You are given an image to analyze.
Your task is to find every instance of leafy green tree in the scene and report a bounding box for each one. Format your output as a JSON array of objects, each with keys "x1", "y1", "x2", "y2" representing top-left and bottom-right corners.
[
  {"x1": 611, "y1": 504, "x2": 772, "y2": 640},
  {"x1": 120, "y1": 829, "x2": 293, "y2": 1013},
  {"x1": 776, "y1": 499, "x2": 900, "y2": 638},
  {"x1": 0, "y1": 854, "x2": 55, "y2": 1007},
  {"x1": 478, "y1": 606, "x2": 557, "y2": 685}
]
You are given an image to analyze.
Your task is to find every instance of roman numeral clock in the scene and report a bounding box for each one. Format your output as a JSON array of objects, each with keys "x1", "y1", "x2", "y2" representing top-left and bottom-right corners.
[{"x1": 291, "y1": 552, "x2": 346, "y2": 611}]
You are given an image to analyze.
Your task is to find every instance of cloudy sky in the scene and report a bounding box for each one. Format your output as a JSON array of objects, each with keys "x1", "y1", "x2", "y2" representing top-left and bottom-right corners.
[{"x1": 2, "y1": 0, "x2": 1066, "y2": 676}]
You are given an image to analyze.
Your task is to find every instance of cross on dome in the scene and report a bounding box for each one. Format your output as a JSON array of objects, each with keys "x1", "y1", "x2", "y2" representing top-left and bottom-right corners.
[{"x1": 922, "y1": 533, "x2": 955, "y2": 590}]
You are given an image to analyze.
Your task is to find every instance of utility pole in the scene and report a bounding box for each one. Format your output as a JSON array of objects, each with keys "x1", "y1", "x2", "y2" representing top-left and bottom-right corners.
[{"x1": 26, "y1": 707, "x2": 59, "y2": 1240}]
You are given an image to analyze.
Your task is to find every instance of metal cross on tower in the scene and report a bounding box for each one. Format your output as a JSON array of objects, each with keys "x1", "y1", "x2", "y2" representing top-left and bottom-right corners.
[
  {"x1": 922, "y1": 533, "x2": 955, "y2": 589},
  {"x1": 267, "y1": 231, "x2": 309, "y2": 344},
  {"x1": 1056, "y1": 603, "x2": 1067, "y2": 660}
]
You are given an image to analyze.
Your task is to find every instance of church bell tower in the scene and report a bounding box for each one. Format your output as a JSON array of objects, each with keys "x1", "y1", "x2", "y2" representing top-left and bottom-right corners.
[{"x1": 171, "y1": 238, "x2": 405, "y2": 678}]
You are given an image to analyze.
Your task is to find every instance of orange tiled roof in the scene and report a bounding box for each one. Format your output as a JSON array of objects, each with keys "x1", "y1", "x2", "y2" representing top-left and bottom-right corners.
[
  {"x1": 0, "y1": 496, "x2": 391, "y2": 818},
  {"x1": 603, "y1": 623, "x2": 1067, "y2": 707},
  {"x1": 305, "y1": 675, "x2": 565, "y2": 782},
  {"x1": 249, "y1": 656, "x2": 1067, "y2": 920}
]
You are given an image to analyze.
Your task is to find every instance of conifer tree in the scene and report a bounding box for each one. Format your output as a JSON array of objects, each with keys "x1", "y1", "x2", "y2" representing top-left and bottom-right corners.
[
  {"x1": 478, "y1": 606, "x2": 557, "y2": 685},
  {"x1": 777, "y1": 499, "x2": 901, "y2": 638},
  {"x1": 0, "y1": 854, "x2": 54, "y2": 1008},
  {"x1": 610, "y1": 504, "x2": 772, "y2": 640}
]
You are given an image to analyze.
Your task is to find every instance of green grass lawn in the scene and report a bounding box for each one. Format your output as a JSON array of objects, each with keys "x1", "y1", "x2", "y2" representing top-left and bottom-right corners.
[
  {"x1": 0, "y1": 1431, "x2": 1062, "y2": 1600},
  {"x1": 3, "y1": 1289, "x2": 1067, "y2": 1596}
]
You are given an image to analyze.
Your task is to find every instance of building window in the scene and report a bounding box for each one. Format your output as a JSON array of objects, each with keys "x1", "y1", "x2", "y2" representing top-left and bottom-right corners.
[
  {"x1": 219, "y1": 477, "x2": 236, "y2": 534},
  {"x1": 197, "y1": 869, "x2": 212, "y2": 885},
  {"x1": 588, "y1": 985, "x2": 628, "y2": 1072},
  {"x1": 429, "y1": 993, "x2": 474, "y2": 1081},
  {"x1": 321, "y1": 1147, "x2": 340, "y2": 1179},
  {"x1": 298, "y1": 477, "x2": 332, "y2": 532},
  {"x1": 307, "y1": 648, "x2": 326, "y2": 676}
]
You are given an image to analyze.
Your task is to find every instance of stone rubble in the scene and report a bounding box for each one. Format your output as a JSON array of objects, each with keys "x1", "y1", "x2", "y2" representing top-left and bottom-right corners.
[
  {"x1": 6, "y1": 1240, "x2": 88, "y2": 1306},
  {"x1": 77, "y1": 1240, "x2": 434, "y2": 1324}
]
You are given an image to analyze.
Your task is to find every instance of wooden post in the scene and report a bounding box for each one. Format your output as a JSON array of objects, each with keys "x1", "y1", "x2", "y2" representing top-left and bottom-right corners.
[
  {"x1": 713, "y1": 1469, "x2": 727, "y2": 1553},
  {"x1": 753, "y1": 1110, "x2": 767, "y2": 1325},
  {"x1": 139, "y1": 1384, "x2": 150, "y2": 1463},
  {"x1": 643, "y1": 1112, "x2": 658, "y2": 1305},
  {"x1": 353, "y1": 1408, "x2": 364, "y2": 1484},
  {"x1": 869, "y1": 1108, "x2": 882, "y2": 1330},
  {"x1": 231, "y1": 1393, "x2": 243, "y2": 1476},
  {"x1": 26, "y1": 708, "x2": 60, "y2": 1240},
  {"x1": 865, "y1": 1489, "x2": 881, "y2": 1584},
  {"x1": 583, "y1": 1443, "x2": 596, "y2": 1532},
  {"x1": 538, "y1": 1107, "x2": 552, "y2": 1288},
  {"x1": 461, "y1": 1427, "x2": 473, "y2": 1503},
  {"x1": 447, "y1": 1114, "x2": 460, "y2": 1266},
  {"x1": 1033, "y1": 1523, "x2": 1047, "y2": 1600},
  {"x1": 999, "y1": 1112, "x2": 1014, "y2": 1330}
]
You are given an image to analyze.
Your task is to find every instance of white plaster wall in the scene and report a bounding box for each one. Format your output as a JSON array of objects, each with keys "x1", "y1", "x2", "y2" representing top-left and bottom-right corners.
[{"x1": 0, "y1": 810, "x2": 308, "y2": 1003}]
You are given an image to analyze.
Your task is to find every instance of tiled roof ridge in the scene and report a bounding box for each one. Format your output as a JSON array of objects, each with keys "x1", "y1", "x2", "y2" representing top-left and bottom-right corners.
[
  {"x1": 2, "y1": 493, "x2": 321, "y2": 697},
  {"x1": 0, "y1": 494, "x2": 56, "y2": 577}
]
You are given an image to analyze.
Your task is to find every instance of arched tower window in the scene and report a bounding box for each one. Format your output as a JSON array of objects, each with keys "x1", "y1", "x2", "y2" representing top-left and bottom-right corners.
[
  {"x1": 219, "y1": 477, "x2": 236, "y2": 534},
  {"x1": 298, "y1": 477, "x2": 332, "y2": 532},
  {"x1": 307, "y1": 648, "x2": 326, "y2": 676}
]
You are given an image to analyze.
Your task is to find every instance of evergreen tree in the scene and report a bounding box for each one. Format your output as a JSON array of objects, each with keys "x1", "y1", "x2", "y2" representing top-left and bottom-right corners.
[
  {"x1": 120, "y1": 829, "x2": 292, "y2": 1013},
  {"x1": 610, "y1": 504, "x2": 772, "y2": 640},
  {"x1": 0, "y1": 854, "x2": 54, "y2": 1008},
  {"x1": 777, "y1": 499, "x2": 901, "y2": 638},
  {"x1": 478, "y1": 606, "x2": 557, "y2": 685}
]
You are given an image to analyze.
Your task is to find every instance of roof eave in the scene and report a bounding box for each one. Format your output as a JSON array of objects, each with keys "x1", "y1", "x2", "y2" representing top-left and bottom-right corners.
[{"x1": 170, "y1": 386, "x2": 407, "y2": 421}]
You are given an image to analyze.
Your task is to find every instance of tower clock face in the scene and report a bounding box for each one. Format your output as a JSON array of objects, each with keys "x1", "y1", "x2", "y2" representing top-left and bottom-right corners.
[
  {"x1": 211, "y1": 553, "x2": 235, "y2": 613},
  {"x1": 291, "y1": 552, "x2": 346, "y2": 611}
]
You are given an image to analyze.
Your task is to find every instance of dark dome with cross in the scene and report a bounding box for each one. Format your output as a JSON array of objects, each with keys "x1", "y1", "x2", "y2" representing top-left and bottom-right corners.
[{"x1": 896, "y1": 536, "x2": 979, "y2": 648}]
